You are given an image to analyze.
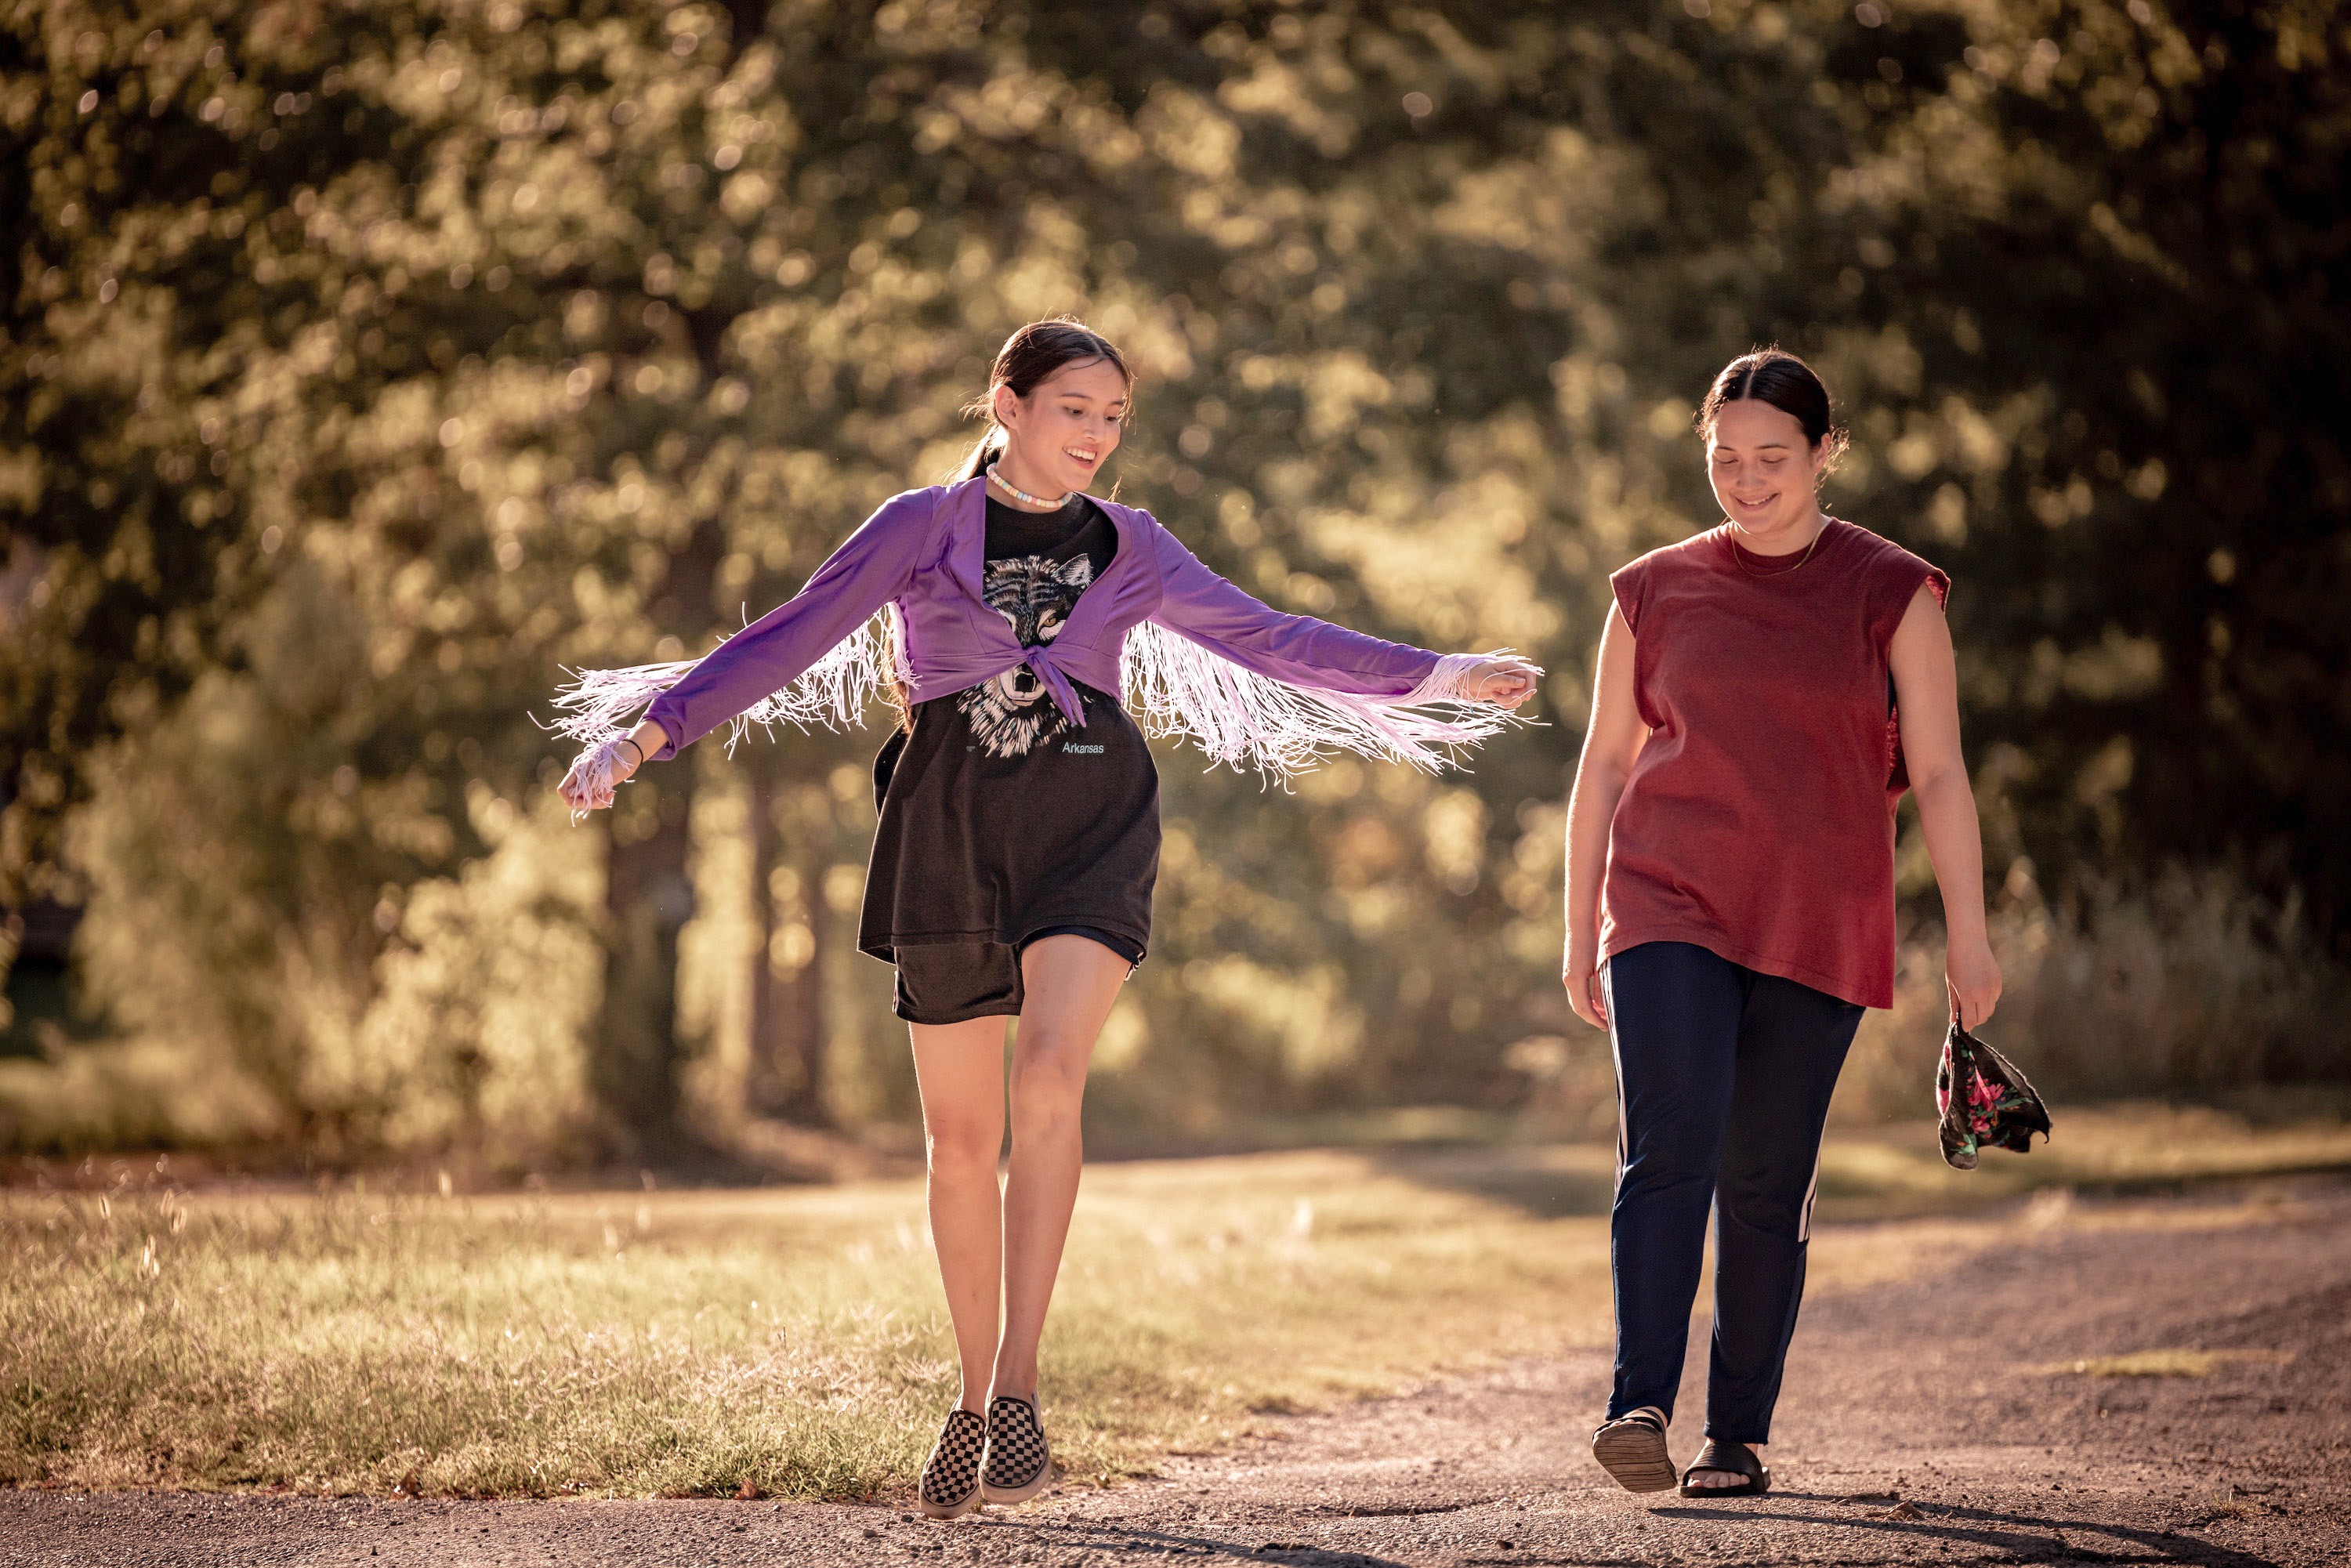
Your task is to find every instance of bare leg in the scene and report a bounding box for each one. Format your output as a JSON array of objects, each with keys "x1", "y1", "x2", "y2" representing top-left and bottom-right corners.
[
  {"x1": 910, "y1": 1014, "x2": 1012, "y2": 1414},
  {"x1": 992, "y1": 935, "x2": 1129, "y2": 1400}
]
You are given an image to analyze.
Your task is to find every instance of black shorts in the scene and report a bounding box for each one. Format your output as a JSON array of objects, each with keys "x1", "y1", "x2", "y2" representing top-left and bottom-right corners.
[{"x1": 891, "y1": 925, "x2": 1144, "y2": 1026}]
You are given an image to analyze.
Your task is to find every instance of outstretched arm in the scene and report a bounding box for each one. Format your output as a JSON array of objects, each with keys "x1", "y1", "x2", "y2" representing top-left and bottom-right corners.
[
  {"x1": 1562, "y1": 604, "x2": 1645, "y2": 1030},
  {"x1": 1150, "y1": 526, "x2": 1537, "y2": 706},
  {"x1": 559, "y1": 489, "x2": 933, "y2": 813},
  {"x1": 639, "y1": 491, "x2": 931, "y2": 760},
  {"x1": 1889, "y1": 582, "x2": 2001, "y2": 1029}
]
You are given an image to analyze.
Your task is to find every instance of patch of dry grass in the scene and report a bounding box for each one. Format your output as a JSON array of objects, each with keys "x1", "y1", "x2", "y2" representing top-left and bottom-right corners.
[
  {"x1": 0, "y1": 1153, "x2": 1614, "y2": 1501},
  {"x1": 2034, "y1": 1349, "x2": 2295, "y2": 1378},
  {"x1": 1838, "y1": 867, "x2": 2351, "y2": 1123},
  {"x1": 1811, "y1": 1102, "x2": 2351, "y2": 1216},
  {"x1": 4, "y1": 1112, "x2": 2341, "y2": 1501}
]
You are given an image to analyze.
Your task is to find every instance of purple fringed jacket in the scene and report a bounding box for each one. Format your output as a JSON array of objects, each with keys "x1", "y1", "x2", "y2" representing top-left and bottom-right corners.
[{"x1": 553, "y1": 474, "x2": 1513, "y2": 782}]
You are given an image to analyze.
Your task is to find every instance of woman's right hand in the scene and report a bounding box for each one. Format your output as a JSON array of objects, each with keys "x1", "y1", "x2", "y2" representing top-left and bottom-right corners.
[
  {"x1": 558, "y1": 722, "x2": 664, "y2": 814},
  {"x1": 1563, "y1": 934, "x2": 1609, "y2": 1032},
  {"x1": 1946, "y1": 933, "x2": 2001, "y2": 1033},
  {"x1": 558, "y1": 744, "x2": 621, "y2": 814}
]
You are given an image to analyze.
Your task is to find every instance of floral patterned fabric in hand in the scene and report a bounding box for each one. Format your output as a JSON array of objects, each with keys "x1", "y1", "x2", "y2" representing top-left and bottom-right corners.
[{"x1": 1936, "y1": 1019, "x2": 2052, "y2": 1170}]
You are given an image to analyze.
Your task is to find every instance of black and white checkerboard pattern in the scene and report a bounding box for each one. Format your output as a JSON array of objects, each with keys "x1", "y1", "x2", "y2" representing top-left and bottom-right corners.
[
  {"x1": 919, "y1": 1408, "x2": 985, "y2": 1509},
  {"x1": 982, "y1": 1394, "x2": 1049, "y2": 1490}
]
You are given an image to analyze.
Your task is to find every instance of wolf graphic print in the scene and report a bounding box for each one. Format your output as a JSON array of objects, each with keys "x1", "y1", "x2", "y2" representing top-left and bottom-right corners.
[{"x1": 959, "y1": 552, "x2": 1097, "y2": 757}]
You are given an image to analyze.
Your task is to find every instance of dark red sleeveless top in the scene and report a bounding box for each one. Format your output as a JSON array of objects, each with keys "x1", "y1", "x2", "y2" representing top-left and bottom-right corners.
[{"x1": 1600, "y1": 520, "x2": 1949, "y2": 1009}]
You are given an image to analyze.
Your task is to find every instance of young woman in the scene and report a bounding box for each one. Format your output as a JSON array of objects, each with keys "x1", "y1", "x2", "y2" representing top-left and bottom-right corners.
[
  {"x1": 1563, "y1": 349, "x2": 1998, "y2": 1498},
  {"x1": 555, "y1": 318, "x2": 1538, "y2": 1517}
]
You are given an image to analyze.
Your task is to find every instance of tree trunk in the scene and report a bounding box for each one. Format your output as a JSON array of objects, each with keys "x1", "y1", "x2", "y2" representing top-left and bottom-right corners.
[
  {"x1": 777, "y1": 831, "x2": 832, "y2": 1125},
  {"x1": 745, "y1": 768, "x2": 831, "y2": 1125},
  {"x1": 594, "y1": 784, "x2": 693, "y2": 1156},
  {"x1": 590, "y1": 516, "x2": 722, "y2": 1159}
]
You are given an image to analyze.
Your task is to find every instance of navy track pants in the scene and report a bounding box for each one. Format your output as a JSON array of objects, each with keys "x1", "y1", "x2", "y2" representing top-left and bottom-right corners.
[{"x1": 1602, "y1": 940, "x2": 1864, "y2": 1443}]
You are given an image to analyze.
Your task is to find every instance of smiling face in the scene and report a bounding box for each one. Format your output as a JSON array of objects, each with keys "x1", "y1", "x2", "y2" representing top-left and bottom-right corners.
[
  {"x1": 1707, "y1": 397, "x2": 1828, "y2": 544},
  {"x1": 991, "y1": 357, "x2": 1129, "y2": 502}
]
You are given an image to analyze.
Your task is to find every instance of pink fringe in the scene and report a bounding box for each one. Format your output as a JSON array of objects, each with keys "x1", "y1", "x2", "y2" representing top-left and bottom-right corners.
[
  {"x1": 548, "y1": 614, "x2": 1525, "y2": 789},
  {"x1": 1120, "y1": 625, "x2": 1529, "y2": 778},
  {"x1": 556, "y1": 735, "x2": 626, "y2": 820},
  {"x1": 546, "y1": 610, "x2": 904, "y2": 807}
]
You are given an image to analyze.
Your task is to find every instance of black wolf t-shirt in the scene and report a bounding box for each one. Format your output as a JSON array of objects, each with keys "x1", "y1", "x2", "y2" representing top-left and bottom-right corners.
[{"x1": 858, "y1": 490, "x2": 1161, "y2": 983}]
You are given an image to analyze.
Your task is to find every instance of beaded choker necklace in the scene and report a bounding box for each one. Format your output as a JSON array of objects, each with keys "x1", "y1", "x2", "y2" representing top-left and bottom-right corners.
[{"x1": 987, "y1": 465, "x2": 1074, "y2": 510}]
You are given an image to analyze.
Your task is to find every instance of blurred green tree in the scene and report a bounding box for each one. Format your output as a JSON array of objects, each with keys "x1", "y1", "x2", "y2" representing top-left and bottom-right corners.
[{"x1": 4, "y1": 0, "x2": 2343, "y2": 1159}]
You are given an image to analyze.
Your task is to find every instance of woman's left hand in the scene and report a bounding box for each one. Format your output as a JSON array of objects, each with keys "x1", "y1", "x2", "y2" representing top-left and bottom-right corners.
[
  {"x1": 1469, "y1": 655, "x2": 1541, "y2": 709},
  {"x1": 1946, "y1": 935, "x2": 2002, "y2": 1031}
]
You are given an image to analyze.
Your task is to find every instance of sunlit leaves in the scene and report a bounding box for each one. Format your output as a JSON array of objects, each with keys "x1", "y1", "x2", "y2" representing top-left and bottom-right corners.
[{"x1": 5, "y1": 0, "x2": 2344, "y2": 1151}]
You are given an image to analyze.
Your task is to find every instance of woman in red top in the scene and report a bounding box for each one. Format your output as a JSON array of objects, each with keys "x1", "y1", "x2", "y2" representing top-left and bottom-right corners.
[{"x1": 1563, "y1": 349, "x2": 2000, "y2": 1497}]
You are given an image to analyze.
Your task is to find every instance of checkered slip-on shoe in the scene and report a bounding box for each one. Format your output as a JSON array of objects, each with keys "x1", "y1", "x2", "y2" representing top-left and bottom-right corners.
[
  {"x1": 979, "y1": 1392, "x2": 1054, "y2": 1506},
  {"x1": 917, "y1": 1407, "x2": 986, "y2": 1519}
]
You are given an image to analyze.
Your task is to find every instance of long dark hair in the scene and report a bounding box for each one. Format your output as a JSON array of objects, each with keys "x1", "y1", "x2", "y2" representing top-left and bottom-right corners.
[
  {"x1": 1697, "y1": 347, "x2": 1849, "y2": 473},
  {"x1": 951, "y1": 317, "x2": 1132, "y2": 481},
  {"x1": 879, "y1": 318, "x2": 1134, "y2": 730}
]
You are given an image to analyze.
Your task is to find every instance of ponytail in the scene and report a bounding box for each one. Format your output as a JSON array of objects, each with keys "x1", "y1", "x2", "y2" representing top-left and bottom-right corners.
[{"x1": 951, "y1": 428, "x2": 1005, "y2": 484}]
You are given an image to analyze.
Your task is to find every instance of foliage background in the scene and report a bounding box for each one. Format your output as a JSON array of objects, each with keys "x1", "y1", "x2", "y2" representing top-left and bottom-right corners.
[{"x1": 2, "y1": 0, "x2": 2345, "y2": 1163}]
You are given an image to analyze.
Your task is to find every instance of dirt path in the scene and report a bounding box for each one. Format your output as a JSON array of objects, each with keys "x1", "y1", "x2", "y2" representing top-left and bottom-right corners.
[{"x1": 7, "y1": 1182, "x2": 2347, "y2": 1568}]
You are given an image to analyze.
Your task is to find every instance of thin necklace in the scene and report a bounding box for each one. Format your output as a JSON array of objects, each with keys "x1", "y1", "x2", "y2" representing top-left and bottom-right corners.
[
  {"x1": 1726, "y1": 517, "x2": 1827, "y2": 578},
  {"x1": 987, "y1": 464, "x2": 1074, "y2": 510}
]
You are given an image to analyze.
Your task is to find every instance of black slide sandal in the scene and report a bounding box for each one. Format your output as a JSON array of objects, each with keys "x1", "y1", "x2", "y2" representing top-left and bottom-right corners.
[
  {"x1": 1678, "y1": 1439, "x2": 1770, "y2": 1497},
  {"x1": 1591, "y1": 1407, "x2": 1677, "y2": 1494}
]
